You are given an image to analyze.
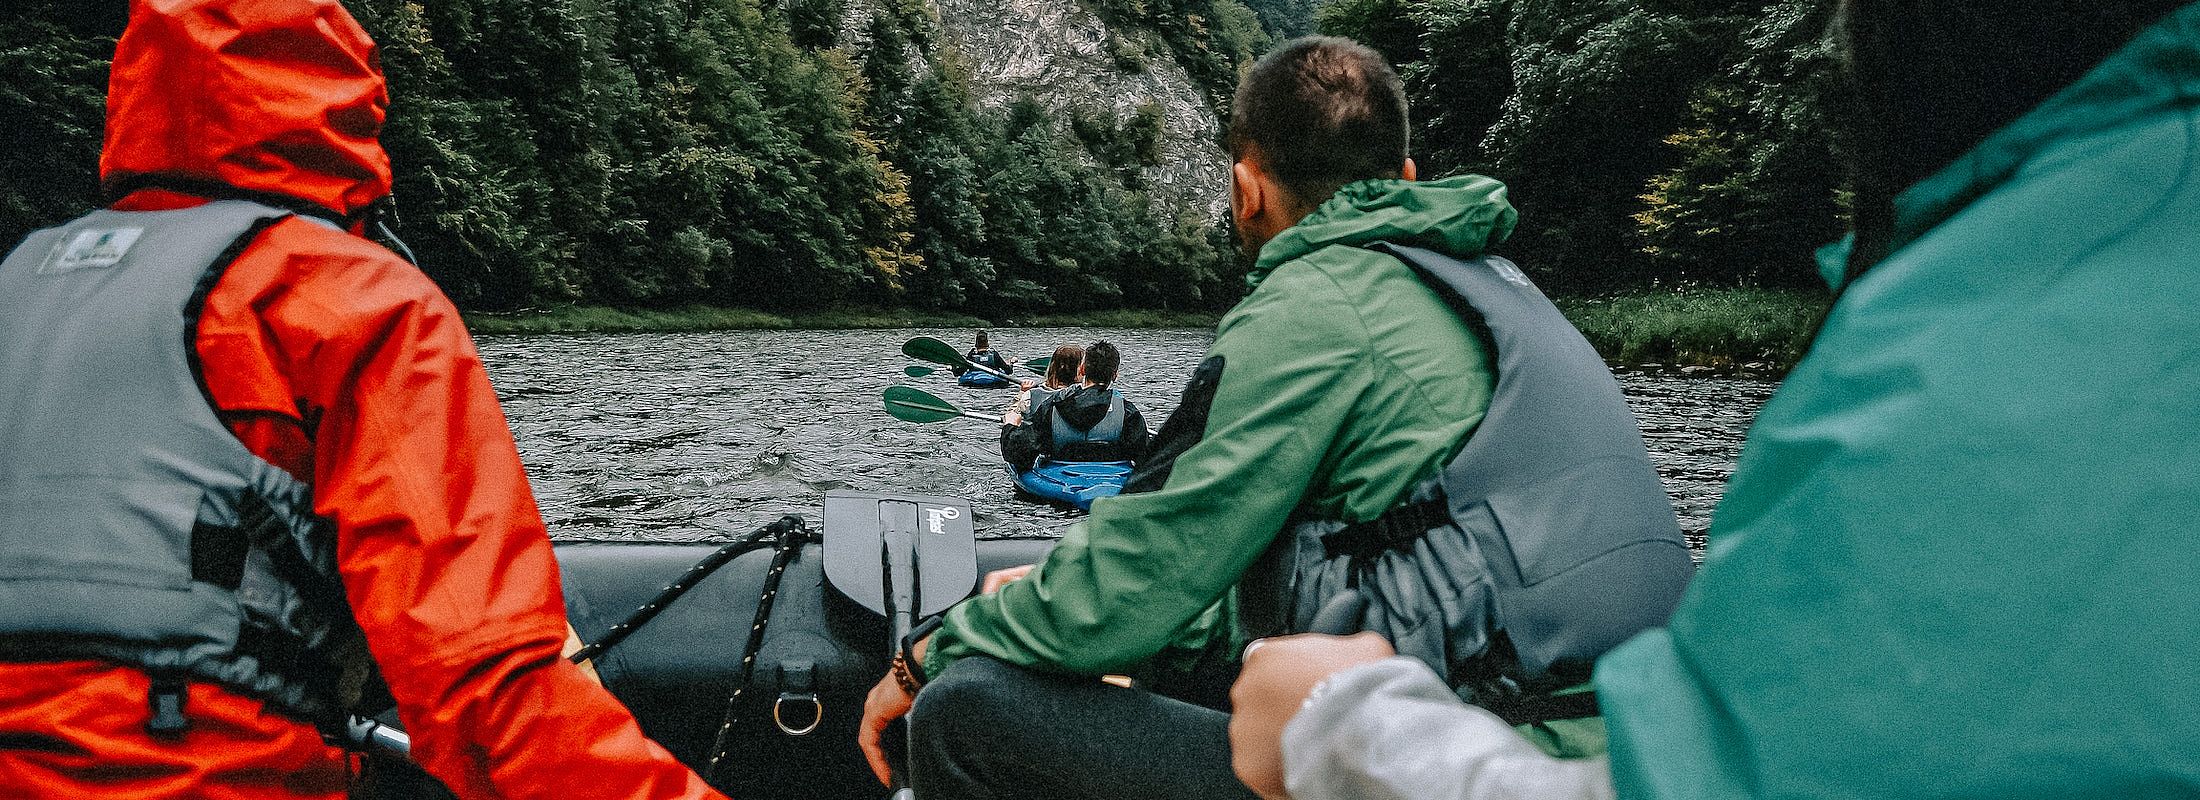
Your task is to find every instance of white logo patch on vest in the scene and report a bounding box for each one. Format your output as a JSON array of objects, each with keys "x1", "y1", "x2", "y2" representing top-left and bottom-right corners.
[
  {"x1": 43, "y1": 228, "x2": 144, "y2": 274},
  {"x1": 922, "y1": 505, "x2": 961, "y2": 535}
]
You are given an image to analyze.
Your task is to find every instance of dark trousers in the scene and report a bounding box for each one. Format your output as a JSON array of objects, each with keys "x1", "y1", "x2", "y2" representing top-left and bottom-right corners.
[{"x1": 906, "y1": 656, "x2": 1261, "y2": 800}]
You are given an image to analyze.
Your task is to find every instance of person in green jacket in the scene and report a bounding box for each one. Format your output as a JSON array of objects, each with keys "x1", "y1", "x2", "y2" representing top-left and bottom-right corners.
[
  {"x1": 1224, "y1": 3, "x2": 2200, "y2": 798},
  {"x1": 856, "y1": 36, "x2": 1682, "y2": 798}
]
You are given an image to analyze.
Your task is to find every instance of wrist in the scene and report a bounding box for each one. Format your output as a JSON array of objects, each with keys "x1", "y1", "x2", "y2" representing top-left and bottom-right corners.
[{"x1": 894, "y1": 614, "x2": 946, "y2": 690}]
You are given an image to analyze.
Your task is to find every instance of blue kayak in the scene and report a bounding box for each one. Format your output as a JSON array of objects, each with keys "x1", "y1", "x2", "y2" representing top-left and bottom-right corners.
[
  {"x1": 957, "y1": 371, "x2": 1016, "y2": 389},
  {"x1": 1011, "y1": 459, "x2": 1132, "y2": 510}
]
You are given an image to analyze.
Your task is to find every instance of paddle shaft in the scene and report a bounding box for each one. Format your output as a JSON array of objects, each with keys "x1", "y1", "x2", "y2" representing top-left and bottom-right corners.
[
  {"x1": 881, "y1": 519, "x2": 921, "y2": 794},
  {"x1": 903, "y1": 336, "x2": 1020, "y2": 384}
]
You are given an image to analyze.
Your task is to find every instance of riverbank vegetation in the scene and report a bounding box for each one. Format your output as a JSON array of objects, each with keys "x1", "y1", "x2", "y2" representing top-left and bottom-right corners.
[
  {"x1": 465, "y1": 287, "x2": 1827, "y2": 371},
  {"x1": 1557, "y1": 287, "x2": 1827, "y2": 371},
  {"x1": 6, "y1": 0, "x2": 1844, "y2": 350}
]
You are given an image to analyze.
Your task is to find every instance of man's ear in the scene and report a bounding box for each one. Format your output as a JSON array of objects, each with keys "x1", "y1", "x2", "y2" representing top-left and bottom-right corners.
[
  {"x1": 1232, "y1": 160, "x2": 1264, "y2": 228},
  {"x1": 1402, "y1": 157, "x2": 1418, "y2": 182}
]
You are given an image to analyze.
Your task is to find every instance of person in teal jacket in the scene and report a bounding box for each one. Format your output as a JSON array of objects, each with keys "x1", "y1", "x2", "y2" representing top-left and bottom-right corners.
[
  {"x1": 856, "y1": 37, "x2": 1532, "y2": 798},
  {"x1": 1225, "y1": 3, "x2": 2200, "y2": 798}
]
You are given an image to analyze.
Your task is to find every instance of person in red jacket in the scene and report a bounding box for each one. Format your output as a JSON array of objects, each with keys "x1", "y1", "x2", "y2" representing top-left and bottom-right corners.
[{"x1": 0, "y1": 2, "x2": 719, "y2": 798}]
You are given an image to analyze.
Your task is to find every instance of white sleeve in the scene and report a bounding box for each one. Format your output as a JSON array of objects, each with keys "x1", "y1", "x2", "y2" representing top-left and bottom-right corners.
[{"x1": 1280, "y1": 657, "x2": 1616, "y2": 800}]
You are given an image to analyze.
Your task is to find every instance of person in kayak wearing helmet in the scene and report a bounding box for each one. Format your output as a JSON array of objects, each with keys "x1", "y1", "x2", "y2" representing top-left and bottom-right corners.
[
  {"x1": 858, "y1": 35, "x2": 1691, "y2": 798},
  {"x1": 1001, "y1": 340, "x2": 1151, "y2": 467},
  {"x1": 0, "y1": 2, "x2": 716, "y2": 798},
  {"x1": 1226, "y1": 3, "x2": 2200, "y2": 799}
]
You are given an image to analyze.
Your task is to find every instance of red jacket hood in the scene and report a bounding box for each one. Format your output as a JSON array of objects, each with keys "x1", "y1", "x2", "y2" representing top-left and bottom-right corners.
[{"x1": 102, "y1": 0, "x2": 393, "y2": 218}]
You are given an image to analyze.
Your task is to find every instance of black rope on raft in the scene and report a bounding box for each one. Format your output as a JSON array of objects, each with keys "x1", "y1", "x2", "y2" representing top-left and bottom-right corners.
[
  {"x1": 567, "y1": 515, "x2": 809, "y2": 665},
  {"x1": 705, "y1": 518, "x2": 815, "y2": 786}
]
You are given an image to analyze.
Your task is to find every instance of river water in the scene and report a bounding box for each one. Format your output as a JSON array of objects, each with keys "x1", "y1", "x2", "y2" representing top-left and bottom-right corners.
[{"x1": 481, "y1": 328, "x2": 1776, "y2": 552}]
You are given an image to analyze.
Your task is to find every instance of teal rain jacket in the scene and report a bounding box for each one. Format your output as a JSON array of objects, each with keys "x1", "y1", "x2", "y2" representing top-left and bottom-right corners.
[
  {"x1": 925, "y1": 176, "x2": 1509, "y2": 679},
  {"x1": 1596, "y1": 7, "x2": 2200, "y2": 798}
]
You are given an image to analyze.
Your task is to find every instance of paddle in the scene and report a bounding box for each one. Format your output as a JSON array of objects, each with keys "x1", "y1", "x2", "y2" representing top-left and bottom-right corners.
[
  {"x1": 822, "y1": 491, "x2": 979, "y2": 799},
  {"x1": 1021, "y1": 357, "x2": 1050, "y2": 376},
  {"x1": 883, "y1": 386, "x2": 1000, "y2": 424},
  {"x1": 903, "y1": 365, "x2": 936, "y2": 378},
  {"x1": 902, "y1": 336, "x2": 1017, "y2": 383}
]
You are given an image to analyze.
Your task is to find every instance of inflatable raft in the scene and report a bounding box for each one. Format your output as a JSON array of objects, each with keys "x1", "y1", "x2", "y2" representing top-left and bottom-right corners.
[
  {"x1": 1011, "y1": 459, "x2": 1132, "y2": 510},
  {"x1": 359, "y1": 492, "x2": 1055, "y2": 800}
]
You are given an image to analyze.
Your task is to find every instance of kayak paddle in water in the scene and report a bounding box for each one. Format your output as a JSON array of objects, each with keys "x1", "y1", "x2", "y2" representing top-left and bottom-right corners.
[
  {"x1": 882, "y1": 386, "x2": 999, "y2": 424},
  {"x1": 903, "y1": 365, "x2": 936, "y2": 378},
  {"x1": 902, "y1": 336, "x2": 1017, "y2": 384},
  {"x1": 1022, "y1": 356, "x2": 1050, "y2": 376}
]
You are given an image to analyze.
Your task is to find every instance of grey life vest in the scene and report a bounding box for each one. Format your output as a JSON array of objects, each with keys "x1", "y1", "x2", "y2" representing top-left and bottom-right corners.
[
  {"x1": 0, "y1": 201, "x2": 377, "y2": 728},
  {"x1": 1048, "y1": 389, "x2": 1128, "y2": 449},
  {"x1": 1239, "y1": 244, "x2": 1693, "y2": 719},
  {"x1": 1025, "y1": 386, "x2": 1061, "y2": 417}
]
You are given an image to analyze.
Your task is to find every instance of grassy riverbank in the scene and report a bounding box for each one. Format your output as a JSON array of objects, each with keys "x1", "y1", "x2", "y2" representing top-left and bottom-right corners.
[
  {"x1": 465, "y1": 287, "x2": 1830, "y2": 371},
  {"x1": 1557, "y1": 287, "x2": 1830, "y2": 372}
]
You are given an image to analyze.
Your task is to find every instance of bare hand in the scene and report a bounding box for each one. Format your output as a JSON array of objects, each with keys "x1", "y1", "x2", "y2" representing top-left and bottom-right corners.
[
  {"x1": 1228, "y1": 633, "x2": 1394, "y2": 800},
  {"x1": 561, "y1": 622, "x2": 602, "y2": 685},
  {"x1": 857, "y1": 671, "x2": 915, "y2": 787},
  {"x1": 982, "y1": 564, "x2": 1035, "y2": 594}
]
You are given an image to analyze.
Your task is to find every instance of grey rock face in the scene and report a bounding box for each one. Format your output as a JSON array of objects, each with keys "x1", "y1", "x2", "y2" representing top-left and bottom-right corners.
[{"x1": 843, "y1": 0, "x2": 1231, "y2": 220}]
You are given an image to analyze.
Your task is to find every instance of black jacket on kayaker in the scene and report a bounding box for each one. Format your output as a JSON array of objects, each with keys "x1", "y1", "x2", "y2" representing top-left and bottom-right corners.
[
  {"x1": 953, "y1": 331, "x2": 1011, "y2": 377},
  {"x1": 1002, "y1": 385, "x2": 1151, "y2": 466}
]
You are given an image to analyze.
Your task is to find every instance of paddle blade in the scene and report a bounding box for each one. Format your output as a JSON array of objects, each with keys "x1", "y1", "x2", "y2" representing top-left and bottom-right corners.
[
  {"x1": 904, "y1": 365, "x2": 937, "y2": 378},
  {"x1": 883, "y1": 385, "x2": 962, "y2": 424},
  {"x1": 902, "y1": 336, "x2": 970, "y2": 369},
  {"x1": 822, "y1": 491, "x2": 979, "y2": 618},
  {"x1": 1022, "y1": 357, "x2": 1050, "y2": 376}
]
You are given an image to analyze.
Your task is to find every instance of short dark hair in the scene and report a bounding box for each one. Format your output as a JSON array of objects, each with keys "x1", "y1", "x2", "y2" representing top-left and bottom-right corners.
[
  {"x1": 1082, "y1": 341, "x2": 1121, "y2": 384},
  {"x1": 1226, "y1": 36, "x2": 1409, "y2": 207},
  {"x1": 975, "y1": 330, "x2": 990, "y2": 349},
  {"x1": 1837, "y1": 0, "x2": 2185, "y2": 278}
]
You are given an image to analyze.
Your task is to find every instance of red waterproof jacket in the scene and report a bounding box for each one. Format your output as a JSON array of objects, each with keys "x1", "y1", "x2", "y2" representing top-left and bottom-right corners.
[{"x1": 0, "y1": 2, "x2": 718, "y2": 798}]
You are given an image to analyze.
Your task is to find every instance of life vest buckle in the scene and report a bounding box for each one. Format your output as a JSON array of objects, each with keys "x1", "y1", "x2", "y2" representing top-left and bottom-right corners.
[{"x1": 146, "y1": 676, "x2": 190, "y2": 738}]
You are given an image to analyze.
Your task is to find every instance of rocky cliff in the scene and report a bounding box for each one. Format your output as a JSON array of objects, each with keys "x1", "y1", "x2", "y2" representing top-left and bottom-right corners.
[{"x1": 843, "y1": 0, "x2": 1234, "y2": 219}]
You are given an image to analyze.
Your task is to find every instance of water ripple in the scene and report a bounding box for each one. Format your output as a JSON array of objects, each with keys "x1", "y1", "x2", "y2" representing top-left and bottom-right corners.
[{"x1": 481, "y1": 329, "x2": 1773, "y2": 552}]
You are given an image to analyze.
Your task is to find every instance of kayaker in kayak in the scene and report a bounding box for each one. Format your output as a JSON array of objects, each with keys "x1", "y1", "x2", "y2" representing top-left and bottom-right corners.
[
  {"x1": 0, "y1": 2, "x2": 716, "y2": 797},
  {"x1": 955, "y1": 330, "x2": 1016, "y2": 387},
  {"x1": 858, "y1": 36, "x2": 1689, "y2": 799},
  {"x1": 1000, "y1": 340, "x2": 1150, "y2": 467},
  {"x1": 1224, "y1": 3, "x2": 2200, "y2": 798},
  {"x1": 1004, "y1": 343, "x2": 1084, "y2": 419}
]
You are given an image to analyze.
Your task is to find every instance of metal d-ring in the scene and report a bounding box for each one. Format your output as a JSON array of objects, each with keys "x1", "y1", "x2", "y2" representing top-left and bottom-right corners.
[{"x1": 773, "y1": 692, "x2": 822, "y2": 736}]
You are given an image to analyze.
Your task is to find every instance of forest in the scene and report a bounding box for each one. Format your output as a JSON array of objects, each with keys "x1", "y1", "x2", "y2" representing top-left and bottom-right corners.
[{"x1": 2, "y1": 0, "x2": 1844, "y2": 318}]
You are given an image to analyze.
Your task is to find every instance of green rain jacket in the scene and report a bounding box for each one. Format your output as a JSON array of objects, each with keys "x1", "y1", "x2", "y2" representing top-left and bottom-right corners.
[
  {"x1": 1597, "y1": 7, "x2": 2200, "y2": 798},
  {"x1": 925, "y1": 176, "x2": 1509, "y2": 680}
]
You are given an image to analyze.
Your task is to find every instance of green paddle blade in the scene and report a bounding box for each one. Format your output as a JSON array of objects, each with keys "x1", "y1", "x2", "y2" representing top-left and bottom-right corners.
[
  {"x1": 883, "y1": 385, "x2": 964, "y2": 423},
  {"x1": 902, "y1": 336, "x2": 970, "y2": 369},
  {"x1": 904, "y1": 365, "x2": 937, "y2": 378},
  {"x1": 1022, "y1": 357, "x2": 1049, "y2": 376}
]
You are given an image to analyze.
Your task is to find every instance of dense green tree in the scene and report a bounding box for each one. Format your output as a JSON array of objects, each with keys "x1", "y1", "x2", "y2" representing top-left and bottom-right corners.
[
  {"x1": 0, "y1": 4, "x2": 113, "y2": 248},
  {"x1": 1321, "y1": 0, "x2": 1841, "y2": 293},
  {"x1": 1635, "y1": 0, "x2": 1845, "y2": 288}
]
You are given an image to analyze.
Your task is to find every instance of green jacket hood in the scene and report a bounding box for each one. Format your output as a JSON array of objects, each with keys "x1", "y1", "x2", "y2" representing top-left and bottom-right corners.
[{"x1": 1249, "y1": 175, "x2": 1516, "y2": 288}]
